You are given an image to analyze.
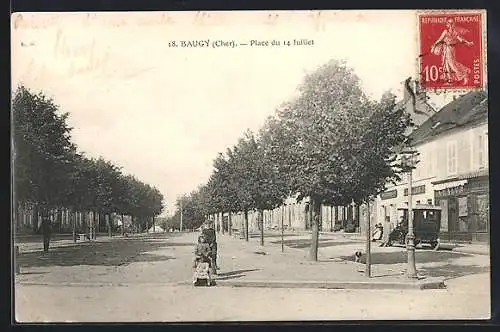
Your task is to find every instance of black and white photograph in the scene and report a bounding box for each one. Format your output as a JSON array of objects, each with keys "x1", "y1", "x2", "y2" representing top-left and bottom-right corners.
[{"x1": 11, "y1": 10, "x2": 490, "y2": 322}]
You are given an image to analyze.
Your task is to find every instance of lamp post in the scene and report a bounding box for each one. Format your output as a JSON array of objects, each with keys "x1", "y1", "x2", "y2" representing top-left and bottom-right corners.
[{"x1": 402, "y1": 150, "x2": 419, "y2": 279}]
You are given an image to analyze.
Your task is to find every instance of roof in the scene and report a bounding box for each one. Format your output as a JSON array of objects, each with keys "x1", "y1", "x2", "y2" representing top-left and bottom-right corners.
[
  {"x1": 394, "y1": 91, "x2": 437, "y2": 127},
  {"x1": 408, "y1": 91, "x2": 488, "y2": 146}
]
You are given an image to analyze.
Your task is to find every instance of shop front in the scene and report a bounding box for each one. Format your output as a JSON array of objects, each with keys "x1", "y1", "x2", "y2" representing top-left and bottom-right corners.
[{"x1": 434, "y1": 172, "x2": 489, "y2": 243}]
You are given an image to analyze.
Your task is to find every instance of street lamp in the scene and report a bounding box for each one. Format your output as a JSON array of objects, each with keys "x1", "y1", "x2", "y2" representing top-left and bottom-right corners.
[{"x1": 401, "y1": 149, "x2": 419, "y2": 279}]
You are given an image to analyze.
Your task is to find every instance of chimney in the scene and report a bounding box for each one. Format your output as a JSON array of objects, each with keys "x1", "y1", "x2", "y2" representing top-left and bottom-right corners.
[
  {"x1": 403, "y1": 77, "x2": 417, "y2": 110},
  {"x1": 403, "y1": 78, "x2": 412, "y2": 102}
]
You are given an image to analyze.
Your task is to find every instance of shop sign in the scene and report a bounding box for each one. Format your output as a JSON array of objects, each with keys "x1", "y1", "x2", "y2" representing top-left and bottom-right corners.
[
  {"x1": 435, "y1": 185, "x2": 465, "y2": 198},
  {"x1": 381, "y1": 189, "x2": 398, "y2": 200},
  {"x1": 404, "y1": 185, "x2": 426, "y2": 196}
]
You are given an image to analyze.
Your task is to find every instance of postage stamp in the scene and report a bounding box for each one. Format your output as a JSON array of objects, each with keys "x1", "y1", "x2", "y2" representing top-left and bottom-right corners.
[{"x1": 418, "y1": 10, "x2": 486, "y2": 91}]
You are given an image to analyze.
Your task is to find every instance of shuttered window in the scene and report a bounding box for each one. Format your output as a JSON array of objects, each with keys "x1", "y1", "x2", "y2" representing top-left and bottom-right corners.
[{"x1": 447, "y1": 141, "x2": 457, "y2": 175}]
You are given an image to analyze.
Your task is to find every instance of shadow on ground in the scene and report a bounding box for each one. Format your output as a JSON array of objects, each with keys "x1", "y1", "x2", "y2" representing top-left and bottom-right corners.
[
  {"x1": 15, "y1": 234, "x2": 79, "y2": 243},
  {"x1": 419, "y1": 264, "x2": 490, "y2": 279},
  {"x1": 247, "y1": 233, "x2": 304, "y2": 239},
  {"x1": 270, "y1": 238, "x2": 354, "y2": 249},
  {"x1": 17, "y1": 235, "x2": 187, "y2": 268},
  {"x1": 216, "y1": 269, "x2": 260, "y2": 280},
  {"x1": 340, "y1": 250, "x2": 471, "y2": 265}
]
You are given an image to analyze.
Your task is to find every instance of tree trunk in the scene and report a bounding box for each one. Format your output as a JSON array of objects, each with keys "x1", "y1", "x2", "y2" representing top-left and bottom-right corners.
[
  {"x1": 330, "y1": 206, "x2": 334, "y2": 232},
  {"x1": 72, "y1": 209, "x2": 77, "y2": 242},
  {"x1": 228, "y1": 212, "x2": 232, "y2": 236},
  {"x1": 309, "y1": 198, "x2": 320, "y2": 261},
  {"x1": 259, "y1": 209, "x2": 264, "y2": 246},
  {"x1": 107, "y1": 214, "x2": 112, "y2": 237},
  {"x1": 244, "y1": 210, "x2": 249, "y2": 242},
  {"x1": 356, "y1": 205, "x2": 361, "y2": 233},
  {"x1": 93, "y1": 212, "x2": 97, "y2": 239},
  {"x1": 121, "y1": 214, "x2": 125, "y2": 236},
  {"x1": 221, "y1": 212, "x2": 225, "y2": 234},
  {"x1": 335, "y1": 206, "x2": 339, "y2": 229},
  {"x1": 365, "y1": 201, "x2": 372, "y2": 278},
  {"x1": 32, "y1": 204, "x2": 39, "y2": 234},
  {"x1": 58, "y1": 208, "x2": 63, "y2": 233},
  {"x1": 82, "y1": 211, "x2": 87, "y2": 236}
]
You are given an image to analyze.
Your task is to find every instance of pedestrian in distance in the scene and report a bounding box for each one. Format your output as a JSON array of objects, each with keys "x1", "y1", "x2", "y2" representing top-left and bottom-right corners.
[{"x1": 40, "y1": 215, "x2": 52, "y2": 253}]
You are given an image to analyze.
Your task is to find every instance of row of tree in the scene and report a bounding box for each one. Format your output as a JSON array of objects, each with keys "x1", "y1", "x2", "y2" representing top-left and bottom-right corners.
[
  {"x1": 13, "y1": 85, "x2": 164, "y2": 234},
  {"x1": 170, "y1": 60, "x2": 413, "y2": 260}
]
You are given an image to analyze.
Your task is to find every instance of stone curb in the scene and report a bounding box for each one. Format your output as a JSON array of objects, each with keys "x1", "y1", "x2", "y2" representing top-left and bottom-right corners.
[
  {"x1": 215, "y1": 277, "x2": 446, "y2": 290},
  {"x1": 451, "y1": 248, "x2": 489, "y2": 256},
  {"x1": 15, "y1": 281, "x2": 180, "y2": 287}
]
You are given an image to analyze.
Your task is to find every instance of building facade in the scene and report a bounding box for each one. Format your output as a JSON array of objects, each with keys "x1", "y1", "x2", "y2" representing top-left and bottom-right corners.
[{"x1": 374, "y1": 91, "x2": 489, "y2": 243}]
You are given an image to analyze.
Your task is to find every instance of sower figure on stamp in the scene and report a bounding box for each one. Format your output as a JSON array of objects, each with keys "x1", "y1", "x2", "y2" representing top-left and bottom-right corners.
[
  {"x1": 431, "y1": 18, "x2": 474, "y2": 85},
  {"x1": 40, "y1": 213, "x2": 52, "y2": 253}
]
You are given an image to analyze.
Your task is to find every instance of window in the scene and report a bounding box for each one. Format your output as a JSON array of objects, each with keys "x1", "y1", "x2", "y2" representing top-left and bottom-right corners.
[
  {"x1": 485, "y1": 131, "x2": 489, "y2": 167},
  {"x1": 447, "y1": 141, "x2": 457, "y2": 175},
  {"x1": 427, "y1": 150, "x2": 433, "y2": 177},
  {"x1": 476, "y1": 132, "x2": 487, "y2": 169}
]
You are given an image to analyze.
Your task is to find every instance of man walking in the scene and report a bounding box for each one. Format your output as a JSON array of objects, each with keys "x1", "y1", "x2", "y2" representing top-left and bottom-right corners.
[{"x1": 40, "y1": 215, "x2": 52, "y2": 252}]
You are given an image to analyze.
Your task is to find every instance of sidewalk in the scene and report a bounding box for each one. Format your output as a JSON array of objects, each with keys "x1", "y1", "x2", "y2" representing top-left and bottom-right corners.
[
  {"x1": 214, "y1": 233, "x2": 446, "y2": 290},
  {"x1": 438, "y1": 242, "x2": 489, "y2": 256},
  {"x1": 14, "y1": 232, "x2": 153, "y2": 254},
  {"x1": 250, "y1": 229, "x2": 490, "y2": 256}
]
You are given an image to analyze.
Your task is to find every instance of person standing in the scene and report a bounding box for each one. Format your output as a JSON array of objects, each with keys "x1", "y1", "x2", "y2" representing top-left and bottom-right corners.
[
  {"x1": 201, "y1": 220, "x2": 218, "y2": 273},
  {"x1": 40, "y1": 215, "x2": 52, "y2": 252}
]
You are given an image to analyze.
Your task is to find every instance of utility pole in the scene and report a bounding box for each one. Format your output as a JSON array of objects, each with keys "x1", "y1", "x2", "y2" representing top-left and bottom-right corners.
[
  {"x1": 403, "y1": 151, "x2": 419, "y2": 279},
  {"x1": 365, "y1": 199, "x2": 372, "y2": 278},
  {"x1": 72, "y1": 211, "x2": 77, "y2": 242},
  {"x1": 259, "y1": 210, "x2": 264, "y2": 246},
  {"x1": 281, "y1": 205, "x2": 284, "y2": 252},
  {"x1": 180, "y1": 199, "x2": 183, "y2": 232}
]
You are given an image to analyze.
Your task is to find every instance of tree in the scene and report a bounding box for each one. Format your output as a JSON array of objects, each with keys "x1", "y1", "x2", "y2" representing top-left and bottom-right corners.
[
  {"x1": 12, "y1": 85, "x2": 76, "y2": 230},
  {"x1": 267, "y1": 60, "x2": 412, "y2": 260},
  {"x1": 173, "y1": 189, "x2": 207, "y2": 231},
  {"x1": 206, "y1": 152, "x2": 241, "y2": 235},
  {"x1": 221, "y1": 130, "x2": 288, "y2": 243},
  {"x1": 12, "y1": 85, "x2": 165, "y2": 237}
]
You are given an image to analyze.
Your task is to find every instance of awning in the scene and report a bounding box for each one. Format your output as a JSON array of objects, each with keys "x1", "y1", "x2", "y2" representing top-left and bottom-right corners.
[
  {"x1": 432, "y1": 179, "x2": 468, "y2": 191},
  {"x1": 457, "y1": 168, "x2": 489, "y2": 180}
]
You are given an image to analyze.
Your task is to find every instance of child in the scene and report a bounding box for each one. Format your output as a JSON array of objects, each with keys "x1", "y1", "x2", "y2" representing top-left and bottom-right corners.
[{"x1": 193, "y1": 235, "x2": 212, "y2": 268}]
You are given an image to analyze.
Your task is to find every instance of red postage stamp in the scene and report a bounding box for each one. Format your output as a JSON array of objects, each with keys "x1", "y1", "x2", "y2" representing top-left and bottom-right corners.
[{"x1": 418, "y1": 11, "x2": 485, "y2": 91}]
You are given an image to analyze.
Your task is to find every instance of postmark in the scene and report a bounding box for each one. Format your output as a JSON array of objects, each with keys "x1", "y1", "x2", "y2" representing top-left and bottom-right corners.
[{"x1": 418, "y1": 10, "x2": 486, "y2": 91}]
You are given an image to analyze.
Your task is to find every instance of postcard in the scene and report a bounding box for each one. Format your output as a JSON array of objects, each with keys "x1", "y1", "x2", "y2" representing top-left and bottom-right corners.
[{"x1": 12, "y1": 10, "x2": 489, "y2": 322}]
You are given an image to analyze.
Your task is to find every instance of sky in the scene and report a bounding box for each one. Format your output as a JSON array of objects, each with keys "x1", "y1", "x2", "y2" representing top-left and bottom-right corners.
[{"x1": 11, "y1": 10, "x2": 455, "y2": 216}]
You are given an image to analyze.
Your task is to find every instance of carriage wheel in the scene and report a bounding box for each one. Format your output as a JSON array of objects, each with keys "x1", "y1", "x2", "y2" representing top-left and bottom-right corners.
[{"x1": 399, "y1": 234, "x2": 406, "y2": 246}]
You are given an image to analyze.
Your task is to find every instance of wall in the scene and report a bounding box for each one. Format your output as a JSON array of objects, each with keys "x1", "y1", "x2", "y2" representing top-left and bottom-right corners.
[{"x1": 373, "y1": 120, "x2": 488, "y2": 232}]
